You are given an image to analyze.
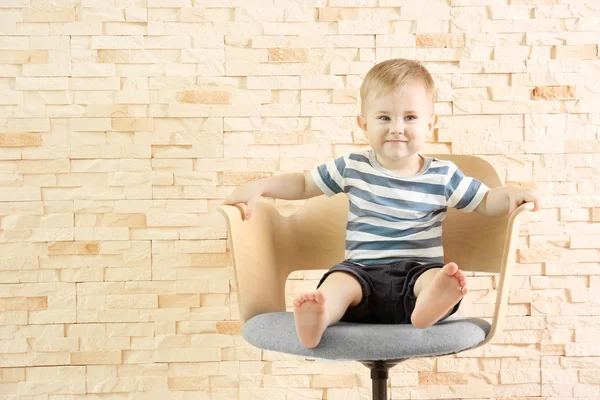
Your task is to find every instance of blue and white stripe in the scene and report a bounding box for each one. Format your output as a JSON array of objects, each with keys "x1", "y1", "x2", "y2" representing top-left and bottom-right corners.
[{"x1": 311, "y1": 150, "x2": 489, "y2": 265}]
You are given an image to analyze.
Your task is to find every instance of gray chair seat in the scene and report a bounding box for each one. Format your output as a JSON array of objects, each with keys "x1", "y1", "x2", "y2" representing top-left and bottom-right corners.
[{"x1": 244, "y1": 312, "x2": 491, "y2": 361}]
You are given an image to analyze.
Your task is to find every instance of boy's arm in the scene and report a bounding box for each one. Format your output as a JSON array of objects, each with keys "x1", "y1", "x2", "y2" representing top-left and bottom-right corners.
[
  {"x1": 223, "y1": 172, "x2": 323, "y2": 220},
  {"x1": 474, "y1": 185, "x2": 541, "y2": 217},
  {"x1": 262, "y1": 171, "x2": 322, "y2": 200}
]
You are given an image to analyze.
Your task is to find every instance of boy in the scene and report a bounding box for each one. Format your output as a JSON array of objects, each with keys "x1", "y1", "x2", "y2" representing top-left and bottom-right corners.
[{"x1": 224, "y1": 59, "x2": 541, "y2": 348}]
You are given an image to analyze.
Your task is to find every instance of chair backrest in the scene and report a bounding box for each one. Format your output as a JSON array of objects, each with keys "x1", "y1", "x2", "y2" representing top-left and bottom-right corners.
[
  {"x1": 277, "y1": 154, "x2": 507, "y2": 275},
  {"x1": 221, "y1": 154, "x2": 513, "y2": 322}
]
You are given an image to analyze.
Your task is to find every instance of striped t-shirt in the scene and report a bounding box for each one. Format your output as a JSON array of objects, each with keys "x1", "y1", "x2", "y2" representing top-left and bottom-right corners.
[{"x1": 310, "y1": 150, "x2": 490, "y2": 265}]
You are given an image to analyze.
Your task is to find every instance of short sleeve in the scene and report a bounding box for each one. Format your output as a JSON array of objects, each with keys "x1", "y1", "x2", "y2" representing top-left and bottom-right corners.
[
  {"x1": 310, "y1": 155, "x2": 347, "y2": 197},
  {"x1": 445, "y1": 163, "x2": 490, "y2": 212}
]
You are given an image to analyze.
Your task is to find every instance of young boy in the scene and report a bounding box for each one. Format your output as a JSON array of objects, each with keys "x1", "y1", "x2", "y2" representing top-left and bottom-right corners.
[{"x1": 224, "y1": 59, "x2": 541, "y2": 348}]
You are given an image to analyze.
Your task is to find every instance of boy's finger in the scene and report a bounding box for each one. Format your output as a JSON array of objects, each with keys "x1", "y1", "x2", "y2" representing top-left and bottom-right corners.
[
  {"x1": 245, "y1": 198, "x2": 257, "y2": 220},
  {"x1": 237, "y1": 203, "x2": 250, "y2": 220}
]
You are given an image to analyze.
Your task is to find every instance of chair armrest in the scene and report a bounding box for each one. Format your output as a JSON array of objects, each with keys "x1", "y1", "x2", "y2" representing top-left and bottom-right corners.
[
  {"x1": 219, "y1": 200, "x2": 286, "y2": 323},
  {"x1": 477, "y1": 202, "x2": 534, "y2": 347}
]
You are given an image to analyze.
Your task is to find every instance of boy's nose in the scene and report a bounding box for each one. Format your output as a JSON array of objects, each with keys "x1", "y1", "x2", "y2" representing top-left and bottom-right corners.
[{"x1": 389, "y1": 121, "x2": 405, "y2": 134}]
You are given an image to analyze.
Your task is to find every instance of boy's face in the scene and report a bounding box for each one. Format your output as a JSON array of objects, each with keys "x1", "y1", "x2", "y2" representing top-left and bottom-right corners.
[{"x1": 357, "y1": 82, "x2": 438, "y2": 171}]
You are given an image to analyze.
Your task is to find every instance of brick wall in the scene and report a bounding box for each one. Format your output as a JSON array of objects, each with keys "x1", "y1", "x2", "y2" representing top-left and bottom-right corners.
[{"x1": 0, "y1": 0, "x2": 599, "y2": 399}]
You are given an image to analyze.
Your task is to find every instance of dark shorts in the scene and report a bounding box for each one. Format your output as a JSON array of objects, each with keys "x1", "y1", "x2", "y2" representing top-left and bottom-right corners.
[{"x1": 316, "y1": 259, "x2": 462, "y2": 325}]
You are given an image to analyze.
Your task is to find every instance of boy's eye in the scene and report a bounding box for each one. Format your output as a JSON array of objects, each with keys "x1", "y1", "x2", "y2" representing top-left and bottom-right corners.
[
  {"x1": 378, "y1": 116, "x2": 390, "y2": 121},
  {"x1": 405, "y1": 116, "x2": 416, "y2": 121}
]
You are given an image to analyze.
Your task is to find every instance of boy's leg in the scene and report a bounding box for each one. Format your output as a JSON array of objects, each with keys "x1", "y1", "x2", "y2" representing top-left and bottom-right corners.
[
  {"x1": 293, "y1": 271, "x2": 363, "y2": 348},
  {"x1": 410, "y1": 262, "x2": 468, "y2": 329}
]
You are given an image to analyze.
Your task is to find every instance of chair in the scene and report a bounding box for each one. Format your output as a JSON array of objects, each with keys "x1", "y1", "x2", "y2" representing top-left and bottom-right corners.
[{"x1": 219, "y1": 154, "x2": 534, "y2": 400}]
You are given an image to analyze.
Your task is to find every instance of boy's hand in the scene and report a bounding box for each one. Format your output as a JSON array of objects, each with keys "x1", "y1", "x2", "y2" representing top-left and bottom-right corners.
[
  {"x1": 507, "y1": 186, "x2": 541, "y2": 214},
  {"x1": 476, "y1": 184, "x2": 542, "y2": 217},
  {"x1": 223, "y1": 182, "x2": 263, "y2": 221}
]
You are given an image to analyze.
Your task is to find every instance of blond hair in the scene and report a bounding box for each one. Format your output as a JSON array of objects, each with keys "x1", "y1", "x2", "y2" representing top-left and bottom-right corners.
[{"x1": 359, "y1": 59, "x2": 435, "y2": 114}]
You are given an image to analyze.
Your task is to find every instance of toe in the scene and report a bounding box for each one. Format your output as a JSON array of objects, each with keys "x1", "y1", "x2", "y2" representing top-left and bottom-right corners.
[
  {"x1": 443, "y1": 262, "x2": 459, "y2": 275},
  {"x1": 315, "y1": 291, "x2": 326, "y2": 304}
]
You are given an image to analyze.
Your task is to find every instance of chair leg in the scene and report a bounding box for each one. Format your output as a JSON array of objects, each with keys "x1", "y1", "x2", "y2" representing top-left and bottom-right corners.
[{"x1": 360, "y1": 359, "x2": 406, "y2": 400}]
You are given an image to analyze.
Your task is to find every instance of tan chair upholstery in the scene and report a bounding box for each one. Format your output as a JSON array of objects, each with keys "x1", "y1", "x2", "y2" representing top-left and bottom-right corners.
[{"x1": 219, "y1": 154, "x2": 534, "y2": 399}]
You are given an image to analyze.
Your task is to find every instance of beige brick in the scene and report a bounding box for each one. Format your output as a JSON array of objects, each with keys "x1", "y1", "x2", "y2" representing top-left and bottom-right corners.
[
  {"x1": 71, "y1": 77, "x2": 120, "y2": 91},
  {"x1": 0, "y1": 133, "x2": 41, "y2": 147},
  {"x1": 125, "y1": 8, "x2": 148, "y2": 22},
  {"x1": 152, "y1": 347, "x2": 221, "y2": 362},
  {"x1": 542, "y1": 344, "x2": 566, "y2": 356},
  {"x1": 158, "y1": 294, "x2": 200, "y2": 308},
  {"x1": 418, "y1": 372, "x2": 468, "y2": 385},
  {"x1": 7, "y1": 118, "x2": 50, "y2": 133},
  {"x1": 265, "y1": 374, "x2": 312, "y2": 388},
  {"x1": 176, "y1": 91, "x2": 231, "y2": 104},
  {"x1": 0, "y1": 50, "x2": 49, "y2": 64},
  {"x1": 0, "y1": 368, "x2": 25, "y2": 382},
  {"x1": 500, "y1": 369, "x2": 542, "y2": 384},
  {"x1": 167, "y1": 376, "x2": 208, "y2": 391},
  {"x1": 104, "y1": 22, "x2": 147, "y2": 36},
  {"x1": 0, "y1": 297, "x2": 48, "y2": 311},
  {"x1": 91, "y1": 36, "x2": 144, "y2": 49},
  {"x1": 111, "y1": 118, "x2": 154, "y2": 131},
  {"x1": 17, "y1": 159, "x2": 69, "y2": 174},
  {"x1": 437, "y1": 358, "x2": 479, "y2": 372},
  {"x1": 71, "y1": 351, "x2": 122, "y2": 365},
  {"x1": 105, "y1": 294, "x2": 158, "y2": 309},
  {"x1": 213, "y1": 322, "x2": 242, "y2": 336},
  {"x1": 187, "y1": 253, "x2": 230, "y2": 267},
  {"x1": 220, "y1": 171, "x2": 272, "y2": 186},
  {"x1": 565, "y1": 140, "x2": 600, "y2": 154},
  {"x1": 23, "y1": 8, "x2": 76, "y2": 22},
  {"x1": 16, "y1": 77, "x2": 69, "y2": 91},
  {"x1": 97, "y1": 49, "x2": 131, "y2": 63},
  {"x1": 332, "y1": 88, "x2": 359, "y2": 104},
  {"x1": 65, "y1": 324, "x2": 106, "y2": 337},
  {"x1": 268, "y1": 48, "x2": 308, "y2": 63},
  {"x1": 30, "y1": 337, "x2": 79, "y2": 352},
  {"x1": 554, "y1": 44, "x2": 598, "y2": 60},
  {"x1": 318, "y1": 8, "x2": 360, "y2": 21},
  {"x1": 154, "y1": 334, "x2": 191, "y2": 349},
  {"x1": 79, "y1": 337, "x2": 130, "y2": 351},
  {"x1": 146, "y1": 213, "x2": 198, "y2": 227},
  {"x1": 86, "y1": 105, "x2": 132, "y2": 118},
  {"x1": 96, "y1": 213, "x2": 147, "y2": 228},
  {"x1": 74, "y1": 227, "x2": 130, "y2": 241},
  {"x1": 48, "y1": 241, "x2": 99, "y2": 255},
  {"x1": 177, "y1": 321, "x2": 216, "y2": 334},
  {"x1": 171, "y1": 172, "x2": 215, "y2": 186},
  {"x1": 496, "y1": 398, "x2": 543, "y2": 400},
  {"x1": 533, "y1": 85, "x2": 576, "y2": 99},
  {"x1": 164, "y1": 200, "x2": 208, "y2": 213},
  {"x1": 50, "y1": 21, "x2": 102, "y2": 35},
  {"x1": 416, "y1": 34, "x2": 465, "y2": 48},
  {"x1": 579, "y1": 370, "x2": 600, "y2": 384}
]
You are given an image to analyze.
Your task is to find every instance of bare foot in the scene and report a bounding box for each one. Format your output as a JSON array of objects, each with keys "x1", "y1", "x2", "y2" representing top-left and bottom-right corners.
[
  {"x1": 293, "y1": 291, "x2": 329, "y2": 348},
  {"x1": 411, "y1": 262, "x2": 467, "y2": 329}
]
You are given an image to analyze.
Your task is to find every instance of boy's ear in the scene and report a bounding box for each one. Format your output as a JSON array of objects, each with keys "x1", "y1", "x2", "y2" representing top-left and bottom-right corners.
[
  {"x1": 357, "y1": 114, "x2": 367, "y2": 132},
  {"x1": 428, "y1": 113, "x2": 439, "y2": 132}
]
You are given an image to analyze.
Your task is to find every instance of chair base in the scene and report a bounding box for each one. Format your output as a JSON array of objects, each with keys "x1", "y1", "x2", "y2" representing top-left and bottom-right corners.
[{"x1": 360, "y1": 359, "x2": 407, "y2": 400}]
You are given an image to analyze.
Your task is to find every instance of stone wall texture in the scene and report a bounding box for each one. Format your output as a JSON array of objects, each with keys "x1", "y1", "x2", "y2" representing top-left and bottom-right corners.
[{"x1": 0, "y1": 0, "x2": 599, "y2": 399}]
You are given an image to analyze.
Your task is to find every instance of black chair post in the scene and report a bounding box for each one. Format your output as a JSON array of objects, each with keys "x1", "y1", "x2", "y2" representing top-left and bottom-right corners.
[{"x1": 361, "y1": 359, "x2": 405, "y2": 400}]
